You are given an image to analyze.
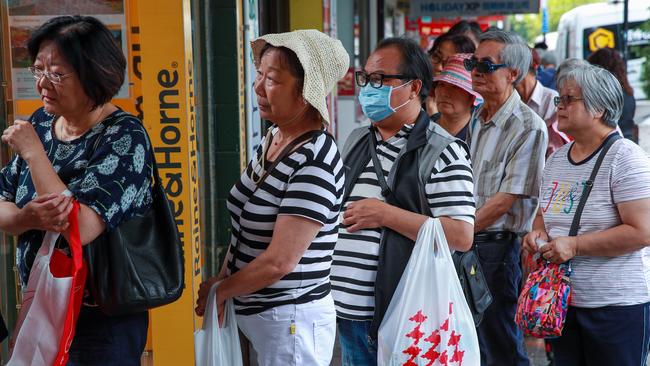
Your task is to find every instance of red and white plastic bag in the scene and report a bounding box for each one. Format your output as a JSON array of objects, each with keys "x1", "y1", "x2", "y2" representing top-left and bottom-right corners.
[
  {"x1": 378, "y1": 218, "x2": 480, "y2": 366},
  {"x1": 9, "y1": 201, "x2": 87, "y2": 366}
]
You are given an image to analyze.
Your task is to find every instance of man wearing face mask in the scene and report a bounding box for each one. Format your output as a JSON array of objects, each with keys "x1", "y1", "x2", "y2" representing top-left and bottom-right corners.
[{"x1": 331, "y1": 37, "x2": 476, "y2": 365}]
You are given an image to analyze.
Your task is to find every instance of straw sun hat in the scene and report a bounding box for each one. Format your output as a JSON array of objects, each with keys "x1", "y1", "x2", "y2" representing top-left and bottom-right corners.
[{"x1": 251, "y1": 29, "x2": 350, "y2": 124}]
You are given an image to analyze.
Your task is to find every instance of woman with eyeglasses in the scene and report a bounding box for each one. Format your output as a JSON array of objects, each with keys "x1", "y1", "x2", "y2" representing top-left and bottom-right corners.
[
  {"x1": 0, "y1": 16, "x2": 154, "y2": 365},
  {"x1": 522, "y1": 62, "x2": 650, "y2": 366},
  {"x1": 425, "y1": 34, "x2": 476, "y2": 116}
]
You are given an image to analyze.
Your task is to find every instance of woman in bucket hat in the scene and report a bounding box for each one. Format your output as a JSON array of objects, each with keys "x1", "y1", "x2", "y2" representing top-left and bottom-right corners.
[
  {"x1": 195, "y1": 29, "x2": 348, "y2": 366},
  {"x1": 432, "y1": 53, "x2": 483, "y2": 140},
  {"x1": 425, "y1": 34, "x2": 476, "y2": 117}
]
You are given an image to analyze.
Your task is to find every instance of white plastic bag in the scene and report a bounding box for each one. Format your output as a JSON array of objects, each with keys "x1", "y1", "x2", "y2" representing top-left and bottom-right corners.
[
  {"x1": 194, "y1": 282, "x2": 244, "y2": 366},
  {"x1": 10, "y1": 201, "x2": 86, "y2": 366},
  {"x1": 378, "y1": 218, "x2": 480, "y2": 366}
]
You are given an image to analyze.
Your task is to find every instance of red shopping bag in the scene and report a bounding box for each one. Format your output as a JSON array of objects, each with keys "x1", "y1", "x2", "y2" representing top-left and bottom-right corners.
[{"x1": 9, "y1": 201, "x2": 87, "y2": 366}]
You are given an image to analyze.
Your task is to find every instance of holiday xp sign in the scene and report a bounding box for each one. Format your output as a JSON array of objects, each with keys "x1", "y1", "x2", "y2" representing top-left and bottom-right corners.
[{"x1": 410, "y1": 0, "x2": 539, "y2": 18}]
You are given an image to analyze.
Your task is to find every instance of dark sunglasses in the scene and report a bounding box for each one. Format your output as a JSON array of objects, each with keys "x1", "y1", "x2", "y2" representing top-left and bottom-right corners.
[
  {"x1": 355, "y1": 71, "x2": 414, "y2": 89},
  {"x1": 553, "y1": 95, "x2": 584, "y2": 107},
  {"x1": 463, "y1": 58, "x2": 507, "y2": 74}
]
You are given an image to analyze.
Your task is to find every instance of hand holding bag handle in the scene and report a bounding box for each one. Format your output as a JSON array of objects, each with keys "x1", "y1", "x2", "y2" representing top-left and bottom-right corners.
[
  {"x1": 9, "y1": 201, "x2": 86, "y2": 366},
  {"x1": 516, "y1": 134, "x2": 621, "y2": 338},
  {"x1": 378, "y1": 218, "x2": 480, "y2": 366},
  {"x1": 194, "y1": 281, "x2": 244, "y2": 366},
  {"x1": 368, "y1": 124, "x2": 492, "y2": 327}
]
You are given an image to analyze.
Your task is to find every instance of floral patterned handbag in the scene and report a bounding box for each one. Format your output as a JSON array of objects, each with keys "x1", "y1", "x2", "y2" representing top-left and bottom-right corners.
[
  {"x1": 516, "y1": 259, "x2": 572, "y2": 338},
  {"x1": 516, "y1": 134, "x2": 621, "y2": 338}
]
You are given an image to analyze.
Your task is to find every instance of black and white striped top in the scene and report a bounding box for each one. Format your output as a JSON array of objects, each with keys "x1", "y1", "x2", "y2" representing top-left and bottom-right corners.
[
  {"x1": 331, "y1": 123, "x2": 475, "y2": 320},
  {"x1": 226, "y1": 128, "x2": 345, "y2": 315}
]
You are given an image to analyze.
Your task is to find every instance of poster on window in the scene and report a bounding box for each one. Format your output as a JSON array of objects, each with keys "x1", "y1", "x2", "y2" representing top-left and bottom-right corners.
[{"x1": 6, "y1": 0, "x2": 129, "y2": 100}]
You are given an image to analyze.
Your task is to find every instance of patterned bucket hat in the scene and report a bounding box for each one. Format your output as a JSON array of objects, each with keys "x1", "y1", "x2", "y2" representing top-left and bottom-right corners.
[
  {"x1": 434, "y1": 53, "x2": 483, "y2": 106},
  {"x1": 251, "y1": 29, "x2": 350, "y2": 125}
]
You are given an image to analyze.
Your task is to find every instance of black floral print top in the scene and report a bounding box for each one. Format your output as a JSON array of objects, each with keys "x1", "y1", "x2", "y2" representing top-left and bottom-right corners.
[{"x1": 0, "y1": 107, "x2": 154, "y2": 286}]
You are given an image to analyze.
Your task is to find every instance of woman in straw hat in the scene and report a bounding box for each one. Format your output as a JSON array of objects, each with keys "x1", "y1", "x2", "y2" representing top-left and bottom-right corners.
[
  {"x1": 195, "y1": 29, "x2": 349, "y2": 365},
  {"x1": 431, "y1": 53, "x2": 483, "y2": 140}
]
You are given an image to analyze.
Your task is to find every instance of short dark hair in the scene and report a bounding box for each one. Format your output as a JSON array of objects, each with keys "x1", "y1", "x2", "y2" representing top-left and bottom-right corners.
[
  {"x1": 259, "y1": 43, "x2": 305, "y2": 93},
  {"x1": 375, "y1": 37, "x2": 432, "y2": 102},
  {"x1": 28, "y1": 16, "x2": 126, "y2": 110},
  {"x1": 447, "y1": 20, "x2": 482, "y2": 40},
  {"x1": 428, "y1": 33, "x2": 476, "y2": 57}
]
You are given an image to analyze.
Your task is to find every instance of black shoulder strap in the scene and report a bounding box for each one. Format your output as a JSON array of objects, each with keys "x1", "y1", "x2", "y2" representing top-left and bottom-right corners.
[
  {"x1": 368, "y1": 126, "x2": 392, "y2": 197},
  {"x1": 228, "y1": 128, "x2": 323, "y2": 273},
  {"x1": 254, "y1": 129, "x2": 322, "y2": 188},
  {"x1": 90, "y1": 113, "x2": 167, "y2": 191},
  {"x1": 569, "y1": 134, "x2": 621, "y2": 236}
]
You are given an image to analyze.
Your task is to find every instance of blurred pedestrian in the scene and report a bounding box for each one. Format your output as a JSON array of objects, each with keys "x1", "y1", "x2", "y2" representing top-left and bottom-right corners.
[
  {"x1": 465, "y1": 29, "x2": 548, "y2": 366},
  {"x1": 538, "y1": 50, "x2": 558, "y2": 90},
  {"x1": 588, "y1": 48, "x2": 637, "y2": 143},
  {"x1": 194, "y1": 30, "x2": 348, "y2": 366},
  {"x1": 523, "y1": 62, "x2": 650, "y2": 366},
  {"x1": 332, "y1": 37, "x2": 475, "y2": 365},
  {"x1": 0, "y1": 16, "x2": 154, "y2": 365},
  {"x1": 516, "y1": 48, "x2": 570, "y2": 158}
]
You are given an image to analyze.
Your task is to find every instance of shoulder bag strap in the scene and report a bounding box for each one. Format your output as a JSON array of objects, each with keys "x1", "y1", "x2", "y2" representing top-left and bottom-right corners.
[
  {"x1": 89, "y1": 114, "x2": 166, "y2": 193},
  {"x1": 228, "y1": 128, "x2": 323, "y2": 273},
  {"x1": 368, "y1": 126, "x2": 392, "y2": 197},
  {"x1": 569, "y1": 134, "x2": 621, "y2": 236}
]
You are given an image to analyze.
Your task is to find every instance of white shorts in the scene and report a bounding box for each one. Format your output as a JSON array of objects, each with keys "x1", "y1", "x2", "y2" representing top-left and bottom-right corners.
[{"x1": 237, "y1": 294, "x2": 336, "y2": 366}]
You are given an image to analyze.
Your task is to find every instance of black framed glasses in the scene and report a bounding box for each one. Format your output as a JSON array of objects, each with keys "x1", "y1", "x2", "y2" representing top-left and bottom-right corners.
[
  {"x1": 554, "y1": 95, "x2": 584, "y2": 107},
  {"x1": 463, "y1": 58, "x2": 507, "y2": 74},
  {"x1": 28, "y1": 66, "x2": 73, "y2": 84},
  {"x1": 355, "y1": 71, "x2": 414, "y2": 89}
]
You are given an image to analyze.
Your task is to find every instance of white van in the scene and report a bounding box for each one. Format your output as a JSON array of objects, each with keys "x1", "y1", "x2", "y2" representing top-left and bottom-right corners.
[{"x1": 555, "y1": 0, "x2": 650, "y2": 101}]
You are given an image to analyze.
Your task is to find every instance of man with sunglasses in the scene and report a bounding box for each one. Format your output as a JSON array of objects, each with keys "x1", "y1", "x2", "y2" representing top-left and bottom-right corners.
[
  {"x1": 465, "y1": 29, "x2": 548, "y2": 366},
  {"x1": 331, "y1": 37, "x2": 475, "y2": 365}
]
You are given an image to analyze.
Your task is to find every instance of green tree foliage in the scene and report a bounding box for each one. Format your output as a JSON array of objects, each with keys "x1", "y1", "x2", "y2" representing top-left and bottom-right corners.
[{"x1": 509, "y1": 0, "x2": 605, "y2": 43}]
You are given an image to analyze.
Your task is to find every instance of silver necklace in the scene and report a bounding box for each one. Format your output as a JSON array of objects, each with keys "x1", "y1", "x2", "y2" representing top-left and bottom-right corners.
[{"x1": 58, "y1": 105, "x2": 106, "y2": 141}]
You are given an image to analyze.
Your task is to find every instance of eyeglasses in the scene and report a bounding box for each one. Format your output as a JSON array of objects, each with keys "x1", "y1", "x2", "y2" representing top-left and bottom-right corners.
[
  {"x1": 463, "y1": 58, "x2": 507, "y2": 74},
  {"x1": 355, "y1": 71, "x2": 414, "y2": 89},
  {"x1": 430, "y1": 52, "x2": 445, "y2": 65},
  {"x1": 553, "y1": 95, "x2": 584, "y2": 107},
  {"x1": 28, "y1": 66, "x2": 73, "y2": 84}
]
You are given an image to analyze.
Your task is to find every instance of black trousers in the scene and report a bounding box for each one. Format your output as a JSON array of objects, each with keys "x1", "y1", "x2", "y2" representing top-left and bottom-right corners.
[
  {"x1": 67, "y1": 306, "x2": 148, "y2": 366},
  {"x1": 474, "y1": 237, "x2": 529, "y2": 366},
  {"x1": 0, "y1": 312, "x2": 7, "y2": 342}
]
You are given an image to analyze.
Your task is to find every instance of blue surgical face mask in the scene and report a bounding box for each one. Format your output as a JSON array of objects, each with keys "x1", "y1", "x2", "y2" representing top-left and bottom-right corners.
[{"x1": 358, "y1": 80, "x2": 413, "y2": 122}]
